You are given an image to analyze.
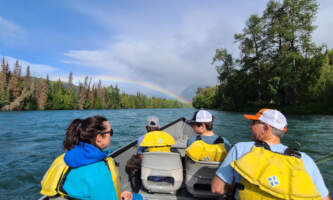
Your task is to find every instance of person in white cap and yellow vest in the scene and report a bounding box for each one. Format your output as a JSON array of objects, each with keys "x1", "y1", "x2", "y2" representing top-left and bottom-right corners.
[
  {"x1": 211, "y1": 108, "x2": 330, "y2": 200},
  {"x1": 186, "y1": 110, "x2": 231, "y2": 162}
]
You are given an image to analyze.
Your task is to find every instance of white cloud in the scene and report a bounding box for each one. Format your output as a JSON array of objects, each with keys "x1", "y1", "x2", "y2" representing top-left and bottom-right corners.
[
  {"x1": 0, "y1": 16, "x2": 24, "y2": 38},
  {"x1": 63, "y1": 2, "x2": 255, "y2": 94}
]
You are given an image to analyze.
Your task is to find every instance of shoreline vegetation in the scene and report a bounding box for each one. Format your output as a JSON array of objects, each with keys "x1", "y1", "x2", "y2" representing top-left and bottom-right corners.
[
  {"x1": 0, "y1": 58, "x2": 187, "y2": 111},
  {"x1": 192, "y1": 0, "x2": 333, "y2": 115}
]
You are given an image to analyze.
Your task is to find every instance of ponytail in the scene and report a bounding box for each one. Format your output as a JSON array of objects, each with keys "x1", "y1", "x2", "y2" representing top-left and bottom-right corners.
[
  {"x1": 63, "y1": 119, "x2": 82, "y2": 150},
  {"x1": 63, "y1": 116, "x2": 108, "y2": 150}
]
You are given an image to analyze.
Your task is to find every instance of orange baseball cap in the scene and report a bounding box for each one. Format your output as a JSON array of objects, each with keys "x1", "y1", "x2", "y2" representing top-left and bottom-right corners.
[{"x1": 244, "y1": 108, "x2": 287, "y2": 132}]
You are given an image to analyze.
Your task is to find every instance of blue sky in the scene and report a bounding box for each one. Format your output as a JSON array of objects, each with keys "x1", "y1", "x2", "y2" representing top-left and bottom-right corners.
[{"x1": 1, "y1": 0, "x2": 333, "y2": 99}]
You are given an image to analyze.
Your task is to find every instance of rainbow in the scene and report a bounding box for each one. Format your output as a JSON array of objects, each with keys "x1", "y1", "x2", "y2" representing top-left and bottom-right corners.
[{"x1": 97, "y1": 75, "x2": 192, "y2": 106}]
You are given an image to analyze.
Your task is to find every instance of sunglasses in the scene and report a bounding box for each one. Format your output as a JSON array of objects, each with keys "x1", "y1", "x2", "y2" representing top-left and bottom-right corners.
[
  {"x1": 191, "y1": 122, "x2": 202, "y2": 127},
  {"x1": 100, "y1": 128, "x2": 113, "y2": 136},
  {"x1": 249, "y1": 120, "x2": 265, "y2": 126}
]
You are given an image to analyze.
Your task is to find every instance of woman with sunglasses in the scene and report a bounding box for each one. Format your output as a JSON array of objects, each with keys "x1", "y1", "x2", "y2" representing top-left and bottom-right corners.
[{"x1": 41, "y1": 115, "x2": 141, "y2": 200}]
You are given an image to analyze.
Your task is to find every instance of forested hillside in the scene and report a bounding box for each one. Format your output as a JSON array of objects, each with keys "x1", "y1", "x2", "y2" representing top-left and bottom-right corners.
[
  {"x1": 0, "y1": 58, "x2": 185, "y2": 111},
  {"x1": 193, "y1": 0, "x2": 333, "y2": 114}
]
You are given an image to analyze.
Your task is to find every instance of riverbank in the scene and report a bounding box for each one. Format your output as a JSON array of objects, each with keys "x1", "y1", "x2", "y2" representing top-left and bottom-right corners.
[{"x1": 214, "y1": 103, "x2": 333, "y2": 115}]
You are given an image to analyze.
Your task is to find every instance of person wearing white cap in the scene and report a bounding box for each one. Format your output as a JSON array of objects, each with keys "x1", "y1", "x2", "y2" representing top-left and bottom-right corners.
[
  {"x1": 186, "y1": 110, "x2": 231, "y2": 151},
  {"x1": 211, "y1": 108, "x2": 330, "y2": 200}
]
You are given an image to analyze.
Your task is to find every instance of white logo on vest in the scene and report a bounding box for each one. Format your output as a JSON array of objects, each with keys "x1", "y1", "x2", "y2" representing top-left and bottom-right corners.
[{"x1": 268, "y1": 176, "x2": 280, "y2": 187}]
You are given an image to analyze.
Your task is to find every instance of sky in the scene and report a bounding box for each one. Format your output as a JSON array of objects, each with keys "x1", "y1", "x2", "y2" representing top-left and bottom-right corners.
[{"x1": 1, "y1": 0, "x2": 333, "y2": 102}]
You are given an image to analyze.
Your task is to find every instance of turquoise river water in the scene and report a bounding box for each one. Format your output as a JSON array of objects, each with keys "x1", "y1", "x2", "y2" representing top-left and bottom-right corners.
[{"x1": 0, "y1": 108, "x2": 332, "y2": 199}]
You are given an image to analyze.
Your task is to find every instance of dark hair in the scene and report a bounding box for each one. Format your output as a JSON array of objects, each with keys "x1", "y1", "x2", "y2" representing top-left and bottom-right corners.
[
  {"x1": 203, "y1": 115, "x2": 215, "y2": 131},
  {"x1": 63, "y1": 115, "x2": 108, "y2": 150},
  {"x1": 146, "y1": 126, "x2": 160, "y2": 132},
  {"x1": 204, "y1": 121, "x2": 214, "y2": 130}
]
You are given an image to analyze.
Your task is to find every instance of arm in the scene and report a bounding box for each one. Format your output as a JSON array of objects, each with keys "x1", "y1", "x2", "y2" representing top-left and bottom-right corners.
[
  {"x1": 211, "y1": 175, "x2": 231, "y2": 194},
  {"x1": 323, "y1": 195, "x2": 331, "y2": 200},
  {"x1": 137, "y1": 135, "x2": 145, "y2": 156},
  {"x1": 212, "y1": 145, "x2": 239, "y2": 195},
  {"x1": 302, "y1": 153, "x2": 329, "y2": 199}
]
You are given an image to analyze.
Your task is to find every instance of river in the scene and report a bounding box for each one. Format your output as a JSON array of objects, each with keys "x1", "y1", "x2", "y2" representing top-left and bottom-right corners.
[{"x1": 0, "y1": 108, "x2": 332, "y2": 199}]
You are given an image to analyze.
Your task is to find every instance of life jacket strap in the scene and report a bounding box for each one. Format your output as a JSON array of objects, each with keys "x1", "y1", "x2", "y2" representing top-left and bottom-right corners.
[
  {"x1": 195, "y1": 135, "x2": 202, "y2": 140},
  {"x1": 254, "y1": 140, "x2": 271, "y2": 150},
  {"x1": 235, "y1": 182, "x2": 245, "y2": 190},
  {"x1": 195, "y1": 135, "x2": 224, "y2": 144},
  {"x1": 284, "y1": 147, "x2": 301, "y2": 158},
  {"x1": 214, "y1": 136, "x2": 224, "y2": 144},
  {"x1": 57, "y1": 168, "x2": 71, "y2": 197},
  {"x1": 255, "y1": 140, "x2": 301, "y2": 158}
]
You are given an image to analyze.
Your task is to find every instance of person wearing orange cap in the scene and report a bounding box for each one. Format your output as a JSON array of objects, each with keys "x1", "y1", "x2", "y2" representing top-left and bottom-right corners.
[{"x1": 211, "y1": 109, "x2": 330, "y2": 200}]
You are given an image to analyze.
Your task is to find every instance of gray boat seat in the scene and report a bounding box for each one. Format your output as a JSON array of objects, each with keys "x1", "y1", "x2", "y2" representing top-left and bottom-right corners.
[
  {"x1": 185, "y1": 156, "x2": 220, "y2": 198},
  {"x1": 141, "y1": 152, "x2": 183, "y2": 194}
]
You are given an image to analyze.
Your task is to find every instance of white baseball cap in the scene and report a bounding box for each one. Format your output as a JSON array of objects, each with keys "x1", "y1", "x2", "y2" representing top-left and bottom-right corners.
[
  {"x1": 187, "y1": 110, "x2": 213, "y2": 123},
  {"x1": 244, "y1": 108, "x2": 288, "y2": 132}
]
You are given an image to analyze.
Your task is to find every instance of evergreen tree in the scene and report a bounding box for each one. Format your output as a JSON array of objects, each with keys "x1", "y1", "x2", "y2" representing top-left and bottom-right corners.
[
  {"x1": 8, "y1": 60, "x2": 22, "y2": 101},
  {"x1": 0, "y1": 63, "x2": 185, "y2": 110},
  {"x1": 68, "y1": 72, "x2": 73, "y2": 92},
  {"x1": 25, "y1": 65, "x2": 31, "y2": 89},
  {"x1": 0, "y1": 58, "x2": 10, "y2": 107},
  {"x1": 263, "y1": 0, "x2": 320, "y2": 104},
  {"x1": 113, "y1": 85, "x2": 120, "y2": 108},
  {"x1": 47, "y1": 79, "x2": 66, "y2": 110},
  {"x1": 193, "y1": 0, "x2": 329, "y2": 112},
  {"x1": 96, "y1": 80, "x2": 105, "y2": 109},
  {"x1": 87, "y1": 83, "x2": 95, "y2": 109},
  {"x1": 36, "y1": 78, "x2": 48, "y2": 110},
  {"x1": 212, "y1": 48, "x2": 235, "y2": 84},
  {"x1": 78, "y1": 76, "x2": 88, "y2": 110},
  {"x1": 234, "y1": 14, "x2": 268, "y2": 103},
  {"x1": 64, "y1": 72, "x2": 77, "y2": 109}
]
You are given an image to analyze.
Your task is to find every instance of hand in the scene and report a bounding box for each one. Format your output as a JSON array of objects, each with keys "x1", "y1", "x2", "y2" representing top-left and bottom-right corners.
[
  {"x1": 121, "y1": 191, "x2": 133, "y2": 200},
  {"x1": 211, "y1": 175, "x2": 228, "y2": 195}
]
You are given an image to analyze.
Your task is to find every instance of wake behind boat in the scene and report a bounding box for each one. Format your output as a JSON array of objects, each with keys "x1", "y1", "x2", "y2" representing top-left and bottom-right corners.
[{"x1": 39, "y1": 117, "x2": 224, "y2": 200}]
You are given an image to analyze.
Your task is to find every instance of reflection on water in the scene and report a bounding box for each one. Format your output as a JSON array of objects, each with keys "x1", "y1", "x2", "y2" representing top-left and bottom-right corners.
[{"x1": 0, "y1": 108, "x2": 332, "y2": 199}]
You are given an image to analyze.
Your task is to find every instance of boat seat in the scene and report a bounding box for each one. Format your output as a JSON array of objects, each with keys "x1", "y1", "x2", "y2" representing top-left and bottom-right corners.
[
  {"x1": 141, "y1": 152, "x2": 183, "y2": 194},
  {"x1": 185, "y1": 156, "x2": 220, "y2": 198}
]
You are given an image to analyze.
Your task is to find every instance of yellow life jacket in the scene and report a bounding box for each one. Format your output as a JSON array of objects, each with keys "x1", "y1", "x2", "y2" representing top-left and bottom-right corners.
[
  {"x1": 105, "y1": 157, "x2": 121, "y2": 200},
  {"x1": 40, "y1": 153, "x2": 121, "y2": 199},
  {"x1": 231, "y1": 141, "x2": 321, "y2": 200},
  {"x1": 185, "y1": 135, "x2": 227, "y2": 162},
  {"x1": 40, "y1": 153, "x2": 69, "y2": 197},
  {"x1": 140, "y1": 131, "x2": 176, "y2": 152}
]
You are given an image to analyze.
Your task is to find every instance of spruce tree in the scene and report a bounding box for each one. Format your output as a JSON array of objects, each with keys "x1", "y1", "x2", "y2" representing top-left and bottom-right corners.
[
  {"x1": 0, "y1": 58, "x2": 10, "y2": 107},
  {"x1": 25, "y1": 65, "x2": 31, "y2": 89},
  {"x1": 36, "y1": 78, "x2": 48, "y2": 110},
  {"x1": 8, "y1": 60, "x2": 22, "y2": 101}
]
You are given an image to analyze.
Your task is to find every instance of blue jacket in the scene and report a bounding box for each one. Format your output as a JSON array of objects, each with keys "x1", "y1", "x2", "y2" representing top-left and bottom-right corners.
[
  {"x1": 63, "y1": 142, "x2": 118, "y2": 200},
  {"x1": 62, "y1": 142, "x2": 143, "y2": 200}
]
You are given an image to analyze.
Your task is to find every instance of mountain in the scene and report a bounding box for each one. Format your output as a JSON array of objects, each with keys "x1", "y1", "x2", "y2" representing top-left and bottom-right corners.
[{"x1": 179, "y1": 85, "x2": 203, "y2": 102}]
